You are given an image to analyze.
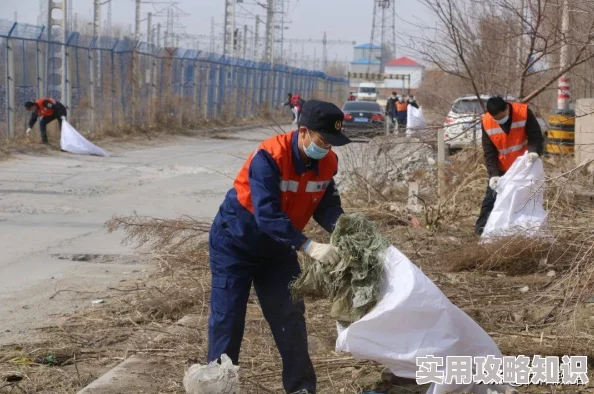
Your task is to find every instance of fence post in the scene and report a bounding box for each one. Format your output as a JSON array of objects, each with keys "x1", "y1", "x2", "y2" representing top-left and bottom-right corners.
[
  {"x1": 213, "y1": 63, "x2": 220, "y2": 118},
  {"x1": 64, "y1": 34, "x2": 74, "y2": 112},
  {"x1": 180, "y1": 58, "x2": 185, "y2": 125},
  {"x1": 6, "y1": 23, "x2": 16, "y2": 138},
  {"x1": 244, "y1": 68, "x2": 250, "y2": 118},
  {"x1": 192, "y1": 58, "x2": 199, "y2": 115},
  {"x1": 132, "y1": 41, "x2": 139, "y2": 126},
  {"x1": 88, "y1": 40, "x2": 95, "y2": 133},
  {"x1": 438, "y1": 127, "x2": 446, "y2": 203},
  {"x1": 110, "y1": 43, "x2": 116, "y2": 126}
]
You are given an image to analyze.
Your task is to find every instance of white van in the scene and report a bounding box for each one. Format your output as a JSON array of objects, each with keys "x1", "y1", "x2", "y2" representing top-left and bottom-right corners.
[{"x1": 357, "y1": 83, "x2": 377, "y2": 102}]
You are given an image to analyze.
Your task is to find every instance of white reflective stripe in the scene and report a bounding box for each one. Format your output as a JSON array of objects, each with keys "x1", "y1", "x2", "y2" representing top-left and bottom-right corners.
[
  {"x1": 498, "y1": 140, "x2": 528, "y2": 155},
  {"x1": 279, "y1": 179, "x2": 299, "y2": 192},
  {"x1": 510, "y1": 120, "x2": 526, "y2": 129},
  {"x1": 485, "y1": 126, "x2": 504, "y2": 136},
  {"x1": 305, "y1": 181, "x2": 330, "y2": 193}
]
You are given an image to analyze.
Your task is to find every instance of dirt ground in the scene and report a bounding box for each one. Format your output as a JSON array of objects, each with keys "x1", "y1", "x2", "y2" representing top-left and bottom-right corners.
[{"x1": 2, "y1": 126, "x2": 594, "y2": 394}]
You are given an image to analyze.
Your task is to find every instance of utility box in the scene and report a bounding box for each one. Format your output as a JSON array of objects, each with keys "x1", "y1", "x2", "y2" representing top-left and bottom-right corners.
[{"x1": 575, "y1": 99, "x2": 594, "y2": 170}]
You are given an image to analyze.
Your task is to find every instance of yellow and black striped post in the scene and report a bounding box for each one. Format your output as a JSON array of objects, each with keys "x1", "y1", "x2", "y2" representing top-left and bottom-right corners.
[{"x1": 546, "y1": 109, "x2": 575, "y2": 155}]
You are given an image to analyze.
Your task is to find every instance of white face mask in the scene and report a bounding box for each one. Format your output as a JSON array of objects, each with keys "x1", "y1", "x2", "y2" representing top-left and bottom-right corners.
[{"x1": 496, "y1": 114, "x2": 509, "y2": 125}]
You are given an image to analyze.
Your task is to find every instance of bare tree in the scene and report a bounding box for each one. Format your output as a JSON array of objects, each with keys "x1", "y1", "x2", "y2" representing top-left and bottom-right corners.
[{"x1": 410, "y1": 0, "x2": 594, "y2": 109}]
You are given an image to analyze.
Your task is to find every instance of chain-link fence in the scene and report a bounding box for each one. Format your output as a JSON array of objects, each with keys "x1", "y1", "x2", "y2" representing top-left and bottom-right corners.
[{"x1": 0, "y1": 19, "x2": 348, "y2": 138}]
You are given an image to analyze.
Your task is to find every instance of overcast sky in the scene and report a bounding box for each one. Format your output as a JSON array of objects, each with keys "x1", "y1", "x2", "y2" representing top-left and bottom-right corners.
[{"x1": 2, "y1": 0, "x2": 436, "y2": 67}]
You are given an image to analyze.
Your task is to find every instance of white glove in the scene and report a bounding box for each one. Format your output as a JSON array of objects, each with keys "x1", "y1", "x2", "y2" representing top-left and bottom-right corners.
[
  {"x1": 489, "y1": 176, "x2": 500, "y2": 190},
  {"x1": 303, "y1": 240, "x2": 341, "y2": 265},
  {"x1": 527, "y1": 152, "x2": 539, "y2": 163},
  {"x1": 61, "y1": 116, "x2": 66, "y2": 121},
  {"x1": 26, "y1": 128, "x2": 32, "y2": 135}
]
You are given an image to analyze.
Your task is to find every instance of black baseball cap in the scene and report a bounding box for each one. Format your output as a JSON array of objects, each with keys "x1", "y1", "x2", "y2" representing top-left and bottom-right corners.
[{"x1": 299, "y1": 100, "x2": 351, "y2": 146}]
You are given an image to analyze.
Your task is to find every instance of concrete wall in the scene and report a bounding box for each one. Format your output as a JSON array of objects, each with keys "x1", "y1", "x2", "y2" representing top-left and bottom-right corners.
[{"x1": 575, "y1": 99, "x2": 594, "y2": 168}]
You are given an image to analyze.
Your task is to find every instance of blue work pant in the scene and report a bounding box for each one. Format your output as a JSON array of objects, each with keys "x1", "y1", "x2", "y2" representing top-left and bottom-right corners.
[{"x1": 207, "y1": 224, "x2": 316, "y2": 393}]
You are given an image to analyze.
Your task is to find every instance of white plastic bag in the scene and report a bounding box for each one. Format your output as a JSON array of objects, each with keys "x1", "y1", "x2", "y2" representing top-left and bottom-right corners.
[
  {"x1": 406, "y1": 105, "x2": 427, "y2": 135},
  {"x1": 292, "y1": 107, "x2": 299, "y2": 125},
  {"x1": 482, "y1": 152, "x2": 547, "y2": 239},
  {"x1": 60, "y1": 120, "x2": 110, "y2": 157},
  {"x1": 183, "y1": 354, "x2": 240, "y2": 394},
  {"x1": 336, "y1": 246, "x2": 510, "y2": 394}
]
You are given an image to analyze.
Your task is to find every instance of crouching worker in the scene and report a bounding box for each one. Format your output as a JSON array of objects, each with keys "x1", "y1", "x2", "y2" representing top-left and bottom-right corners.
[
  {"x1": 25, "y1": 98, "x2": 68, "y2": 144},
  {"x1": 475, "y1": 96, "x2": 544, "y2": 235},
  {"x1": 207, "y1": 100, "x2": 352, "y2": 394}
]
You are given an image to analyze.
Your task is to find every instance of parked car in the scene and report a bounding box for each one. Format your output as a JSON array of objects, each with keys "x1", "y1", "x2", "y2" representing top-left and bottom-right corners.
[
  {"x1": 444, "y1": 95, "x2": 548, "y2": 153},
  {"x1": 342, "y1": 101, "x2": 385, "y2": 136}
]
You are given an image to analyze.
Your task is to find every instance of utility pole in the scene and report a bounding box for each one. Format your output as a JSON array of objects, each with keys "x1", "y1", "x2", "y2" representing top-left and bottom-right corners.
[
  {"x1": 147, "y1": 12, "x2": 152, "y2": 45},
  {"x1": 107, "y1": 0, "x2": 112, "y2": 37},
  {"x1": 264, "y1": 0, "x2": 274, "y2": 63},
  {"x1": 223, "y1": 0, "x2": 236, "y2": 57},
  {"x1": 93, "y1": 0, "x2": 101, "y2": 39},
  {"x1": 301, "y1": 42, "x2": 305, "y2": 67},
  {"x1": 210, "y1": 17, "x2": 215, "y2": 53},
  {"x1": 557, "y1": 0, "x2": 571, "y2": 111},
  {"x1": 243, "y1": 24, "x2": 248, "y2": 59},
  {"x1": 93, "y1": 0, "x2": 101, "y2": 87},
  {"x1": 164, "y1": 8, "x2": 170, "y2": 47},
  {"x1": 157, "y1": 23, "x2": 161, "y2": 47},
  {"x1": 135, "y1": 0, "x2": 141, "y2": 41},
  {"x1": 254, "y1": 15, "x2": 261, "y2": 60},
  {"x1": 322, "y1": 32, "x2": 328, "y2": 72},
  {"x1": 47, "y1": 0, "x2": 67, "y2": 101},
  {"x1": 280, "y1": 0, "x2": 285, "y2": 64}
]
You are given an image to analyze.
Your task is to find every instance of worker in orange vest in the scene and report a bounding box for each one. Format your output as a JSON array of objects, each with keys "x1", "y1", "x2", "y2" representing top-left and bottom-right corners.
[
  {"x1": 475, "y1": 96, "x2": 544, "y2": 235},
  {"x1": 207, "y1": 100, "x2": 351, "y2": 394},
  {"x1": 395, "y1": 96, "x2": 408, "y2": 132},
  {"x1": 24, "y1": 98, "x2": 67, "y2": 144}
]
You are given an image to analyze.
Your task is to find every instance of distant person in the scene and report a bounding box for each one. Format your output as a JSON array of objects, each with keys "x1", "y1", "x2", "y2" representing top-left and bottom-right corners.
[
  {"x1": 25, "y1": 98, "x2": 67, "y2": 144},
  {"x1": 395, "y1": 96, "x2": 409, "y2": 131},
  {"x1": 347, "y1": 92, "x2": 356, "y2": 101},
  {"x1": 408, "y1": 95, "x2": 419, "y2": 109},
  {"x1": 283, "y1": 93, "x2": 295, "y2": 120},
  {"x1": 474, "y1": 96, "x2": 544, "y2": 236},
  {"x1": 386, "y1": 92, "x2": 398, "y2": 123},
  {"x1": 291, "y1": 94, "x2": 305, "y2": 125}
]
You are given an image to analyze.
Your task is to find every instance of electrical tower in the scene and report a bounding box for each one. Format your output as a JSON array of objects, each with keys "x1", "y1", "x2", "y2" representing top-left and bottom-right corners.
[{"x1": 368, "y1": 0, "x2": 396, "y2": 73}]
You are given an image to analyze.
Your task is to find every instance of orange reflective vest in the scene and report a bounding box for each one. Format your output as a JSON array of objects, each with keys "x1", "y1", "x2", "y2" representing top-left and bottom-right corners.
[
  {"x1": 35, "y1": 97, "x2": 57, "y2": 117},
  {"x1": 234, "y1": 131, "x2": 338, "y2": 231},
  {"x1": 482, "y1": 102, "x2": 528, "y2": 172},
  {"x1": 396, "y1": 101, "x2": 408, "y2": 112}
]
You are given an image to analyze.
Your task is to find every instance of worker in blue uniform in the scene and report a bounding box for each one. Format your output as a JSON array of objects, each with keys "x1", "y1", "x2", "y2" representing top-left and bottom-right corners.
[{"x1": 207, "y1": 100, "x2": 352, "y2": 394}]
